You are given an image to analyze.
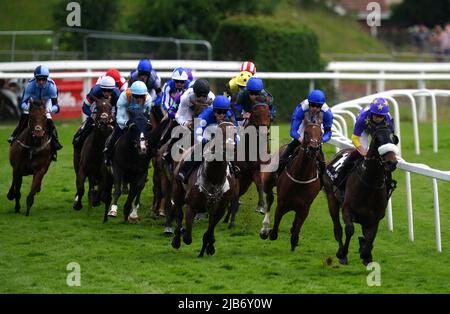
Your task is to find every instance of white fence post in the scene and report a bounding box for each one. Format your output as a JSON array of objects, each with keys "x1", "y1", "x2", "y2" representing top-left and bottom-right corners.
[{"x1": 432, "y1": 178, "x2": 442, "y2": 252}]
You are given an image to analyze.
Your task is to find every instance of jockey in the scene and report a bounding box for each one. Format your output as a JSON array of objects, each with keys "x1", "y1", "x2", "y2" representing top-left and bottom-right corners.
[
  {"x1": 8, "y1": 65, "x2": 63, "y2": 161},
  {"x1": 176, "y1": 95, "x2": 238, "y2": 183},
  {"x1": 96, "y1": 68, "x2": 128, "y2": 92},
  {"x1": 235, "y1": 77, "x2": 276, "y2": 124},
  {"x1": 224, "y1": 70, "x2": 253, "y2": 103},
  {"x1": 161, "y1": 67, "x2": 190, "y2": 112},
  {"x1": 335, "y1": 97, "x2": 396, "y2": 195},
  {"x1": 103, "y1": 81, "x2": 153, "y2": 166},
  {"x1": 240, "y1": 61, "x2": 257, "y2": 75},
  {"x1": 162, "y1": 79, "x2": 215, "y2": 165},
  {"x1": 72, "y1": 76, "x2": 120, "y2": 149},
  {"x1": 128, "y1": 58, "x2": 161, "y2": 99},
  {"x1": 277, "y1": 89, "x2": 333, "y2": 182}
]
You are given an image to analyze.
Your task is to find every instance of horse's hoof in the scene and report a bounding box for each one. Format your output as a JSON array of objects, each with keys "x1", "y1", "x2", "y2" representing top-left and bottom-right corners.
[
  {"x1": 171, "y1": 237, "x2": 181, "y2": 249},
  {"x1": 183, "y1": 235, "x2": 192, "y2": 245},
  {"x1": 255, "y1": 207, "x2": 265, "y2": 215},
  {"x1": 73, "y1": 202, "x2": 82, "y2": 211},
  {"x1": 339, "y1": 258, "x2": 349, "y2": 265},
  {"x1": 127, "y1": 217, "x2": 139, "y2": 224},
  {"x1": 158, "y1": 209, "x2": 166, "y2": 217},
  {"x1": 206, "y1": 244, "x2": 215, "y2": 256},
  {"x1": 269, "y1": 231, "x2": 278, "y2": 241},
  {"x1": 7, "y1": 192, "x2": 14, "y2": 201},
  {"x1": 107, "y1": 207, "x2": 118, "y2": 217},
  {"x1": 164, "y1": 227, "x2": 173, "y2": 235},
  {"x1": 362, "y1": 259, "x2": 372, "y2": 266},
  {"x1": 259, "y1": 230, "x2": 269, "y2": 240}
]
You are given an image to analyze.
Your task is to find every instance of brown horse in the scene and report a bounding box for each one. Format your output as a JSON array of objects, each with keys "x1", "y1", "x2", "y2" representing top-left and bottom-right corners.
[
  {"x1": 73, "y1": 97, "x2": 113, "y2": 210},
  {"x1": 171, "y1": 122, "x2": 239, "y2": 257},
  {"x1": 7, "y1": 98, "x2": 52, "y2": 216},
  {"x1": 260, "y1": 122, "x2": 323, "y2": 251},
  {"x1": 223, "y1": 102, "x2": 271, "y2": 228},
  {"x1": 323, "y1": 127, "x2": 399, "y2": 265}
]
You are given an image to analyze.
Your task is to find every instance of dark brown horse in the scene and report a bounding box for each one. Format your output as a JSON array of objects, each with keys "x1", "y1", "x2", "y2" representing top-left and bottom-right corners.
[
  {"x1": 223, "y1": 102, "x2": 271, "y2": 228},
  {"x1": 73, "y1": 97, "x2": 113, "y2": 210},
  {"x1": 7, "y1": 98, "x2": 52, "y2": 216},
  {"x1": 171, "y1": 122, "x2": 239, "y2": 257},
  {"x1": 323, "y1": 127, "x2": 399, "y2": 265},
  {"x1": 260, "y1": 122, "x2": 323, "y2": 251}
]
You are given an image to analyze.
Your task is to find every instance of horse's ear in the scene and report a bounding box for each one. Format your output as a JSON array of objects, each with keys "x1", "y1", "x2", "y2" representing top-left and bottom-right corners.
[{"x1": 303, "y1": 117, "x2": 311, "y2": 125}]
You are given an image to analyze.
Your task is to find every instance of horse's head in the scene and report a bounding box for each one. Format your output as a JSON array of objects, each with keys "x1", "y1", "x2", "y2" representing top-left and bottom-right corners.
[
  {"x1": 207, "y1": 121, "x2": 236, "y2": 160},
  {"x1": 368, "y1": 127, "x2": 400, "y2": 172},
  {"x1": 302, "y1": 120, "x2": 323, "y2": 157},
  {"x1": 127, "y1": 110, "x2": 152, "y2": 156},
  {"x1": 28, "y1": 98, "x2": 47, "y2": 142},
  {"x1": 93, "y1": 97, "x2": 113, "y2": 131},
  {"x1": 249, "y1": 101, "x2": 271, "y2": 131}
]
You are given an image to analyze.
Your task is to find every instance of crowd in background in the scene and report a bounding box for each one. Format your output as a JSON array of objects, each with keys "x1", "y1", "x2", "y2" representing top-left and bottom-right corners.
[{"x1": 409, "y1": 24, "x2": 450, "y2": 60}]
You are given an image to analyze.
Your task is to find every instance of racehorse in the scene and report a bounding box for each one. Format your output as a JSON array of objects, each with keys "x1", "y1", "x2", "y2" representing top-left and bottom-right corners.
[
  {"x1": 73, "y1": 97, "x2": 113, "y2": 210},
  {"x1": 260, "y1": 121, "x2": 324, "y2": 251},
  {"x1": 7, "y1": 98, "x2": 52, "y2": 216},
  {"x1": 223, "y1": 101, "x2": 271, "y2": 228},
  {"x1": 102, "y1": 110, "x2": 156, "y2": 223},
  {"x1": 323, "y1": 127, "x2": 399, "y2": 265},
  {"x1": 171, "y1": 122, "x2": 239, "y2": 257}
]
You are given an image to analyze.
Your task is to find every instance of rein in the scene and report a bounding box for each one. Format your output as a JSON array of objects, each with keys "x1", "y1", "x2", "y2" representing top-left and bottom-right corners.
[
  {"x1": 285, "y1": 145, "x2": 320, "y2": 185},
  {"x1": 16, "y1": 138, "x2": 51, "y2": 160}
]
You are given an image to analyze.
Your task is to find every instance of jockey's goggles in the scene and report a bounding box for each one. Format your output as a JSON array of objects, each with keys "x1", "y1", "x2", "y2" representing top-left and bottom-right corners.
[
  {"x1": 174, "y1": 79, "x2": 185, "y2": 84},
  {"x1": 132, "y1": 94, "x2": 145, "y2": 99},
  {"x1": 309, "y1": 102, "x2": 322, "y2": 108},
  {"x1": 372, "y1": 113, "x2": 385, "y2": 119},
  {"x1": 195, "y1": 93, "x2": 208, "y2": 98},
  {"x1": 248, "y1": 91, "x2": 260, "y2": 96},
  {"x1": 214, "y1": 109, "x2": 228, "y2": 115},
  {"x1": 101, "y1": 88, "x2": 113, "y2": 93},
  {"x1": 36, "y1": 76, "x2": 47, "y2": 82}
]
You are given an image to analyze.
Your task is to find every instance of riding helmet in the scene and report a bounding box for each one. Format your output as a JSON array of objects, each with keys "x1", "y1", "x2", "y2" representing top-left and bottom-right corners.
[
  {"x1": 171, "y1": 67, "x2": 188, "y2": 81},
  {"x1": 193, "y1": 79, "x2": 210, "y2": 96},
  {"x1": 34, "y1": 65, "x2": 50, "y2": 78},
  {"x1": 213, "y1": 95, "x2": 231, "y2": 110},
  {"x1": 236, "y1": 71, "x2": 253, "y2": 87},
  {"x1": 240, "y1": 61, "x2": 256, "y2": 75},
  {"x1": 130, "y1": 81, "x2": 148, "y2": 95},
  {"x1": 137, "y1": 59, "x2": 152, "y2": 74},
  {"x1": 369, "y1": 97, "x2": 390, "y2": 116},
  {"x1": 246, "y1": 77, "x2": 263, "y2": 92},
  {"x1": 99, "y1": 76, "x2": 116, "y2": 90},
  {"x1": 307, "y1": 89, "x2": 326, "y2": 105}
]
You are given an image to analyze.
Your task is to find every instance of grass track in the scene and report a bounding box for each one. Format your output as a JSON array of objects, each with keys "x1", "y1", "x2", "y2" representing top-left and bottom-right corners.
[{"x1": 0, "y1": 119, "x2": 449, "y2": 293}]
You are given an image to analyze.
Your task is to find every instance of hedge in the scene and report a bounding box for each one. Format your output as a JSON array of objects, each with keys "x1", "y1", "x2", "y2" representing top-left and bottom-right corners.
[{"x1": 213, "y1": 16, "x2": 327, "y2": 122}]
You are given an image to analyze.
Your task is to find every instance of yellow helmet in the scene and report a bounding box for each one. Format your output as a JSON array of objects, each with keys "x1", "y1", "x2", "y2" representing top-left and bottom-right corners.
[{"x1": 236, "y1": 71, "x2": 253, "y2": 87}]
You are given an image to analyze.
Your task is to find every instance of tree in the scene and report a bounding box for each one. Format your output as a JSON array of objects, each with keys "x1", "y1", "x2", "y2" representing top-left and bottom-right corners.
[{"x1": 390, "y1": 0, "x2": 450, "y2": 27}]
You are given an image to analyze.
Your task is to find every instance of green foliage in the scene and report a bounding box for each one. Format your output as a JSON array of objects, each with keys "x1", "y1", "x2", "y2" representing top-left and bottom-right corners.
[
  {"x1": 213, "y1": 16, "x2": 324, "y2": 121},
  {"x1": 128, "y1": 0, "x2": 282, "y2": 40},
  {"x1": 52, "y1": 0, "x2": 121, "y2": 52},
  {"x1": 390, "y1": 0, "x2": 450, "y2": 27}
]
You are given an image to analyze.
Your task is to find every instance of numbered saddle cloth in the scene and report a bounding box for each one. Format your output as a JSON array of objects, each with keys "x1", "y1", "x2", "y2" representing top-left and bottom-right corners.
[{"x1": 325, "y1": 151, "x2": 351, "y2": 186}]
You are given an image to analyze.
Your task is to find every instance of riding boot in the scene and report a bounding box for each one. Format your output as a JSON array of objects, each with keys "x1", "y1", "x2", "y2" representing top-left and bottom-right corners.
[
  {"x1": 8, "y1": 113, "x2": 29, "y2": 144},
  {"x1": 73, "y1": 117, "x2": 94, "y2": 149},
  {"x1": 46, "y1": 119, "x2": 62, "y2": 161},
  {"x1": 103, "y1": 126, "x2": 123, "y2": 166},
  {"x1": 277, "y1": 140, "x2": 300, "y2": 175}
]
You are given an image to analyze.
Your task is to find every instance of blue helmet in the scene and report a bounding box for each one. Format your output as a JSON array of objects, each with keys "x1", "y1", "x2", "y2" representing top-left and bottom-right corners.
[
  {"x1": 246, "y1": 77, "x2": 263, "y2": 92},
  {"x1": 307, "y1": 89, "x2": 326, "y2": 105},
  {"x1": 172, "y1": 67, "x2": 188, "y2": 81},
  {"x1": 213, "y1": 95, "x2": 231, "y2": 110},
  {"x1": 34, "y1": 65, "x2": 50, "y2": 78},
  {"x1": 137, "y1": 59, "x2": 152, "y2": 74},
  {"x1": 369, "y1": 97, "x2": 390, "y2": 116},
  {"x1": 130, "y1": 81, "x2": 148, "y2": 95}
]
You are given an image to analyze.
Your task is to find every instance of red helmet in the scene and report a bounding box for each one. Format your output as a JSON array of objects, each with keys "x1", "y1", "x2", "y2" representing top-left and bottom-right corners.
[
  {"x1": 106, "y1": 69, "x2": 121, "y2": 83},
  {"x1": 240, "y1": 61, "x2": 256, "y2": 75}
]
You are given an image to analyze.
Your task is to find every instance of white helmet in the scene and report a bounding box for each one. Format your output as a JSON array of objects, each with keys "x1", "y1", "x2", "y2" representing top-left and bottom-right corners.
[
  {"x1": 171, "y1": 67, "x2": 188, "y2": 81},
  {"x1": 99, "y1": 76, "x2": 116, "y2": 89}
]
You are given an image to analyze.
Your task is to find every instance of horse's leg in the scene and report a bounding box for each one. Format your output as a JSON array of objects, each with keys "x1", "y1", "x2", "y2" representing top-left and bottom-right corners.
[
  {"x1": 87, "y1": 177, "x2": 95, "y2": 209},
  {"x1": 102, "y1": 174, "x2": 113, "y2": 223},
  {"x1": 128, "y1": 185, "x2": 142, "y2": 224},
  {"x1": 290, "y1": 208, "x2": 310, "y2": 251},
  {"x1": 7, "y1": 175, "x2": 16, "y2": 201},
  {"x1": 124, "y1": 182, "x2": 138, "y2": 222},
  {"x1": 340, "y1": 205, "x2": 355, "y2": 265},
  {"x1": 360, "y1": 222, "x2": 379, "y2": 265},
  {"x1": 162, "y1": 177, "x2": 174, "y2": 234},
  {"x1": 253, "y1": 171, "x2": 265, "y2": 214},
  {"x1": 171, "y1": 185, "x2": 185, "y2": 249},
  {"x1": 260, "y1": 178, "x2": 275, "y2": 239},
  {"x1": 227, "y1": 192, "x2": 240, "y2": 229},
  {"x1": 326, "y1": 193, "x2": 345, "y2": 262},
  {"x1": 11, "y1": 172, "x2": 22, "y2": 213},
  {"x1": 183, "y1": 204, "x2": 194, "y2": 245},
  {"x1": 151, "y1": 165, "x2": 161, "y2": 215},
  {"x1": 108, "y1": 170, "x2": 122, "y2": 217},
  {"x1": 26, "y1": 169, "x2": 46, "y2": 216},
  {"x1": 73, "y1": 168, "x2": 86, "y2": 211},
  {"x1": 269, "y1": 203, "x2": 286, "y2": 241}
]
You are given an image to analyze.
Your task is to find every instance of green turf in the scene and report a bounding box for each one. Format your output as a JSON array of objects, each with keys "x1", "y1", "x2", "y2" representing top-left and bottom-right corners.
[{"x1": 0, "y1": 117, "x2": 449, "y2": 293}]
